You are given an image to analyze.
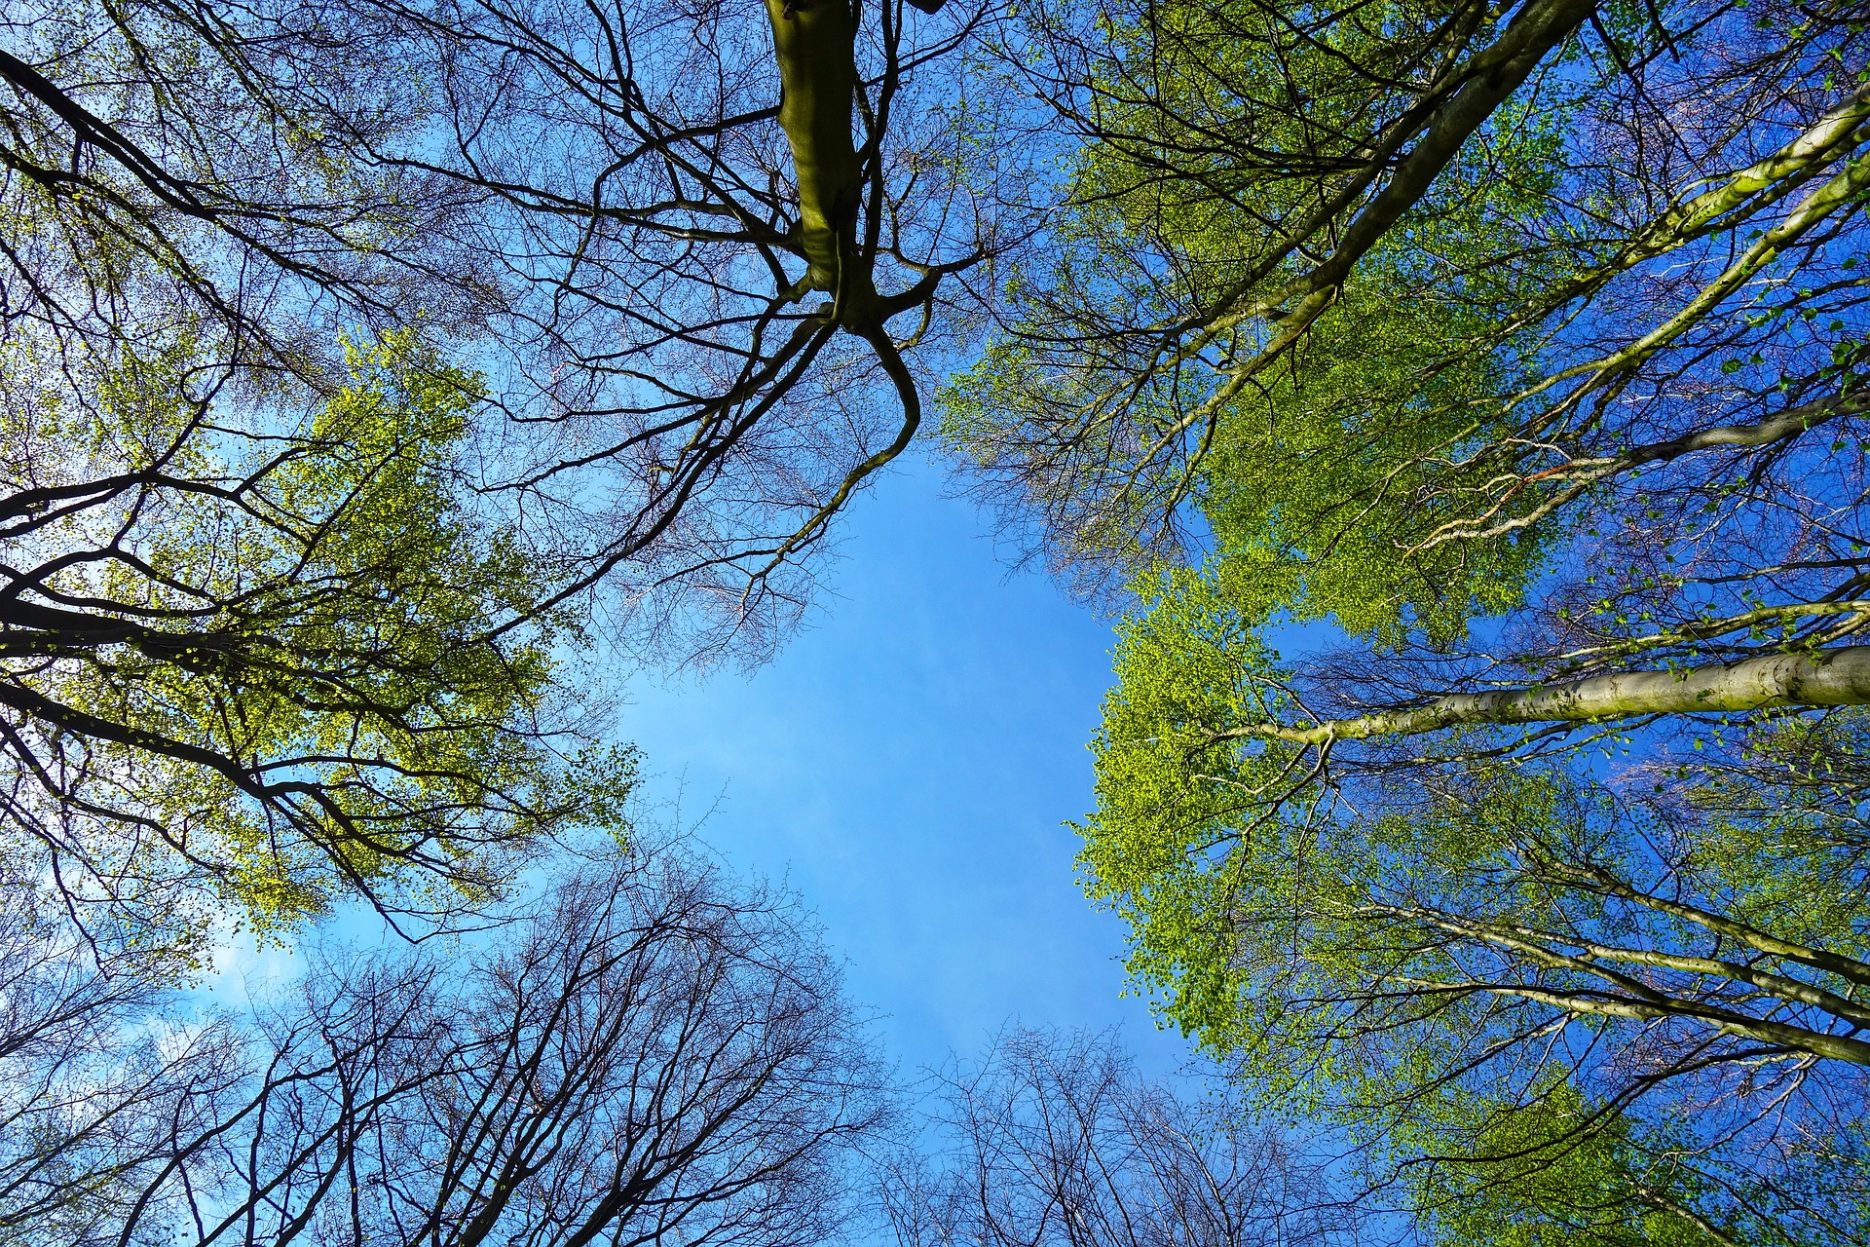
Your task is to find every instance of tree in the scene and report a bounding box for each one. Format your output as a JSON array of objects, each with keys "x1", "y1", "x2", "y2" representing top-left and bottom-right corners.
[
  {"x1": 2, "y1": 0, "x2": 1001, "y2": 631},
  {"x1": 952, "y1": 0, "x2": 1867, "y2": 609},
  {"x1": 1389, "y1": 1078, "x2": 1821, "y2": 1246},
  {"x1": 1, "y1": 329, "x2": 636, "y2": 944},
  {"x1": 1084, "y1": 631, "x2": 1870, "y2": 1240},
  {"x1": 934, "y1": 0, "x2": 1870, "y2": 1232},
  {"x1": 950, "y1": 0, "x2": 1870, "y2": 782},
  {"x1": 0, "y1": 857, "x2": 247, "y2": 1246},
  {"x1": 881, "y1": 1028, "x2": 1357, "y2": 1247},
  {"x1": 0, "y1": 842, "x2": 889, "y2": 1247},
  {"x1": 1, "y1": 0, "x2": 1015, "y2": 936}
]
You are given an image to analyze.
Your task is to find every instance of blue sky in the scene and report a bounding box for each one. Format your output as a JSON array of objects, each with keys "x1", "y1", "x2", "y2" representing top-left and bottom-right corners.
[
  {"x1": 619, "y1": 451, "x2": 1191, "y2": 1081},
  {"x1": 201, "y1": 447, "x2": 1190, "y2": 1083}
]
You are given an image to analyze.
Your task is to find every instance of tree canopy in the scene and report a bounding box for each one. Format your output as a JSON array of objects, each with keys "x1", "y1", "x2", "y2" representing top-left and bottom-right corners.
[
  {"x1": 5, "y1": 0, "x2": 1012, "y2": 635},
  {"x1": 2, "y1": 328, "x2": 639, "y2": 944},
  {"x1": 1, "y1": 0, "x2": 1011, "y2": 945},
  {"x1": 0, "y1": 843, "x2": 887, "y2": 1247},
  {"x1": 883, "y1": 1028, "x2": 1358, "y2": 1247},
  {"x1": 941, "y1": 0, "x2": 1870, "y2": 1236},
  {"x1": 9, "y1": 0, "x2": 1870, "y2": 1238}
]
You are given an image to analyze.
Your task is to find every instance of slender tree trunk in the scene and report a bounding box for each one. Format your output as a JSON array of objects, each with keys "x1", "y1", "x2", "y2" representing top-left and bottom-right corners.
[{"x1": 1221, "y1": 646, "x2": 1870, "y2": 745}]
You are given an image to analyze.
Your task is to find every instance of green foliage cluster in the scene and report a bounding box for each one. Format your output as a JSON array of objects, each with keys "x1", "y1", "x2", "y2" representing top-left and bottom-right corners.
[
  {"x1": 1088, "y1": 636, "x2": 1870, "y2": 1234},
  {"x1": 3, "y1": 330, "x2": 636, "y2": 940},
  {"x1": 1396, "y1": 1082, "x2": 1733, "y2": 1247},
  {"x1": 957, "y1": 0, "x2": 1870, "y2": 1237},
  {"x1": 945, "y1": 0, "x2": 1593, "y2": 631}
]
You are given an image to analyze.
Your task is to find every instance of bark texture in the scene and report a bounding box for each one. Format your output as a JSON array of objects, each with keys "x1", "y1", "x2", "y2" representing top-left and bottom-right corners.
[
  {"x1": 765, "y1": 0, "x2": 877, "y2": 322},
  {"x1": 1223, "y1": 646, "x2": 1870, "y2": 745}
]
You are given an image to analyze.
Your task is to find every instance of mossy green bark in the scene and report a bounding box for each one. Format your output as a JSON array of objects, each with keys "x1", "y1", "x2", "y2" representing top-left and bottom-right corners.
[{"x1": 764, "y1": 0, "x2": 877, "y2": 325}]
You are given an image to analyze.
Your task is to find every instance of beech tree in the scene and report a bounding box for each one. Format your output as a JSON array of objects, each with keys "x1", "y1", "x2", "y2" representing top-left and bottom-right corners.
[
  {"x1": 934, "y1": 0, "x2": 1870, "y2": 1233},
  {"x1": 0, "y1": 845, "x2": 888, "y2": 1247},
  {"x1": 0, "y1": 331, "x2": 639, "y2": 943},
  {"x1": 1084, "y1": 583, "x2": 1870, "y2": 1238},
  {"x1": 952, "y1": 0, "x2": 1867, "y2": 607},
  {"x1": 1, "y1": 0, "x2": 1009, "y2": 936},
  {"x1": 952, "y1": 0, "x2": 1870, "y2": 789},
  {"x1": 882, "y1": 1028, "x2": 1356, "y2": 1247},
  {"x1": 2, "y1": 0, "x2": 997, "y2": 631}
]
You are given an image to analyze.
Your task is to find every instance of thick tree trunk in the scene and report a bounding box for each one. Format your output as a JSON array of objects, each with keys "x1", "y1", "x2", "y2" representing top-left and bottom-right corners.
[
  {"x1": 764, "y1": 0, "x2": 877, "y2": 324},
  {"x1": 1223, "y1": 646, "x2": 1870, "y2": 745}
]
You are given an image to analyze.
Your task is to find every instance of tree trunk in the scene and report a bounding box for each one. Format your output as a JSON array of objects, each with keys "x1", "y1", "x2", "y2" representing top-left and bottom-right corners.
[
  {"x1": 765, "y1": 0, "x2": 877, "y2": 324},
  {"x1": 1222, "y1": 646, "x2": 1870, "y2": 745}
]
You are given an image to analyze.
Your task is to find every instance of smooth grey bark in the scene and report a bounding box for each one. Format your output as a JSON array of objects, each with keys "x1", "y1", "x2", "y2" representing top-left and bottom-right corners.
[{"x1": 1220, "y1": 646, "x2": 1870, "y2": 745}]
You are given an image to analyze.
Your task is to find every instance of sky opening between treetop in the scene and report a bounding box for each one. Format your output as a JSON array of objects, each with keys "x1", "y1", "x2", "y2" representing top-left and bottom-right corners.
[{"x1": 2, "y1": 1, "x2": 1866, "y2": 1243}]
